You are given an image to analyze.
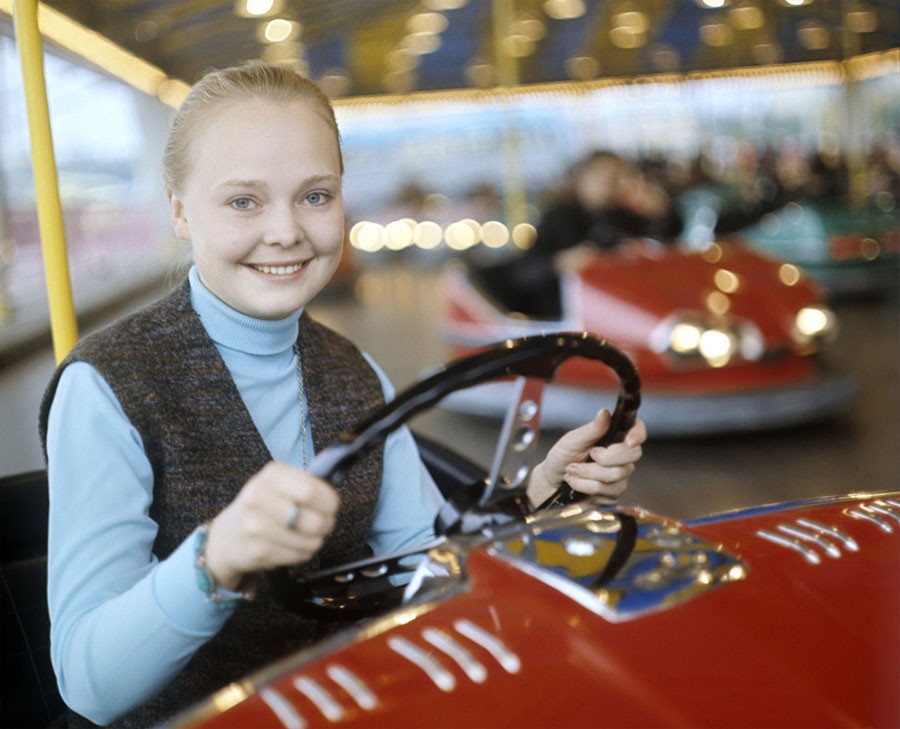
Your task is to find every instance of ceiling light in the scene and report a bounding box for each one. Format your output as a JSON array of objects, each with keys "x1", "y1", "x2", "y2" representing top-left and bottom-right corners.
[
  {"x1": 846, "y1": 9, "x2": 878, "y2": 33},
  {"x1": 797, "y1": 20, "x2": 830, "y2": 50},
  {"x1": 728, "y1": 4, "x2": 764, "y2": 30},
  {"x1": 700, "y1": 19, "x2": 734, "y2": 46},
  {"x1": 566, "y1": 54, "x2": 600, "y2": 79},
  {"x1": 259, "y1": 18, "x2": 300, "y2": 43},
  {"x1": 610, "y1": 26, "x2": 646, "y2": 49},
  {"x1": 501, "y1": 34, "x2": 536, "y2": 57},
  {"x1": 235, "y1": 0, "x2": 282, "y2": 18},
  {"x1": 423, "y1": 0, "x2": 469, "y2": 9},
  {"x1": 403, "y1": 32, "x2": 442, "y2": 55},
  {"x1": 543, "y1": 0, "x2": 586, "y2": 21},
  {"x1": 465, "y1": 59, "x2": 495, "y2": 87},
  {"x1": 613, "y1": 10, "x2": 649, "y2": 33},
  {"x1": 407, "y1": 11, "x2": 449, "y2": 34}
]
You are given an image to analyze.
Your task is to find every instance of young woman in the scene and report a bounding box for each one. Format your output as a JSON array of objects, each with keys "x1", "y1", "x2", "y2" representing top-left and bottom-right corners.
[{"x1": 40, "y1": 62, "x2": 646, "y2": 728}]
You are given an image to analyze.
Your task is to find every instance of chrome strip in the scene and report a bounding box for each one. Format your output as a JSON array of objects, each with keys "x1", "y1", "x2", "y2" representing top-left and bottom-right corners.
[
  {"x1": 868, "y1": 503, "x2": 900, "y2": 524},
  {"x1": 756, "y1": 529, "x2": 821, "y2": 564},
  {"x1": 292, "y1": 677, "x2": 344, "y2": 722},
  {"x1": 260, "y1": 688, "x2": 306, "y2": 729},
  {"x1": 325, "y1": 665, "x2": 377, "y2": 711},
  {"x1": 796, "y1": 518, "x2": 859, "y2": 552},
  {"x1": 847, "y1": 507, "x2": 894, "y2": 532},
  {"x1": 885, "y1": 498, "x2": 900, "y2": 509},
  {"x1": 422, "y1": 628, "x2": 487, "y2": 684},
  {"x1": 776, "y1": 524, "x2": 842, "y2": 558},
  {"x1": 453, "y1": 619, "x2": 521, "y2": 674},
  {"x1": 388, "y1": 636, "x2": 456, "y2": 692}
]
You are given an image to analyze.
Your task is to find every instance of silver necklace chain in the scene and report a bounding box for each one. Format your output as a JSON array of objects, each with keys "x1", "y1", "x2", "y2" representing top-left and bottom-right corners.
[{"x1": 294, "y1": 342, "x2": 309, "y2": 469}]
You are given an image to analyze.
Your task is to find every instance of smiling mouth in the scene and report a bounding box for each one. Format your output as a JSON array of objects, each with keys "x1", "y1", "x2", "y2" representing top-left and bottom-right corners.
[{"x1": 248, "y1": 262, "x2": 306, "y2": 276}]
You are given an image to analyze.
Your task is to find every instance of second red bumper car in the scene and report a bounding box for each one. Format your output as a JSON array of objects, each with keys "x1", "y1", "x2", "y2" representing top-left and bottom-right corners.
[{"x1": 440, "y1": 240, "x2": 858, "y2": 436}]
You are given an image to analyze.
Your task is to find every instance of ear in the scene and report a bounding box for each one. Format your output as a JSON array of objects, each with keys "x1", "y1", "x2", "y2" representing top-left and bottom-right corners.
[{"x1": 167, "y1": 189, "x2": 191, "y2": 241}]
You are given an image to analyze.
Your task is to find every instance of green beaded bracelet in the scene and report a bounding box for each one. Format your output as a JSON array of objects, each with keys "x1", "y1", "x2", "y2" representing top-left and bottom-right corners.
[{"x1": 193, "y1": 523, "x2": 252, "y2": 610}]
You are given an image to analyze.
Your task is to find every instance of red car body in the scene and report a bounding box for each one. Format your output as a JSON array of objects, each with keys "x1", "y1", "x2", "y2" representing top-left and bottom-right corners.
[
  {"x1": 441, "y1": 241, "x2": 858, "y2": 435},
  {"x1": 171, "y1": 492, "x2": 900, "y2": 729}
]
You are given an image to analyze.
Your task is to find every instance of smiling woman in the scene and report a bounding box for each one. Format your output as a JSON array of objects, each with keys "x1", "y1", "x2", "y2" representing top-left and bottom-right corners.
[
  {"x1": 166, "y1": 98, "x2": 345, "y2": 319},
  {"x1": 36, "y1": 60, "x2": 646, "y2": 728}
]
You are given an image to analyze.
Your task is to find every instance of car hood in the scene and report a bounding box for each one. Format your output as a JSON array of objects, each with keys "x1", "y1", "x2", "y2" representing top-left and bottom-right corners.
[
  {"x1": 570, "y1": 242, "x2": 822, "y2": 349},
  {"x1": 171, "y1": 493, "x2": 899, "y2": 729}
]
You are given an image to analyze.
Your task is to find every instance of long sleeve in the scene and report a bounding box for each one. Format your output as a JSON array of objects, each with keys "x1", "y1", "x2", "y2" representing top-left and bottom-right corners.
[{"x1": 46, "y1": 363, "x2": 232, "y2": 725}]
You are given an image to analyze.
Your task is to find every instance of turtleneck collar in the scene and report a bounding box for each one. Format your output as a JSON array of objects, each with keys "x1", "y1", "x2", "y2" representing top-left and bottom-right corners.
[{"x1": 188, "y1": 265, "x2": 302, "y2": 356}]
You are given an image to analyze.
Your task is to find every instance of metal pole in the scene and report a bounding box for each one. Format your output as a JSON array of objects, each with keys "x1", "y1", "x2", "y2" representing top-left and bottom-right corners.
[{"x1": 13, "y1": 0, "x2": 78, "y2": 362}]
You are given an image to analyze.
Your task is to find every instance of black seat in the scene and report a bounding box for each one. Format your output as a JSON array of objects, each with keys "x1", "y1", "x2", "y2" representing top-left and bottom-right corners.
[{"x1": 1, "y1": 469, "x2": 65, "y2": 728}]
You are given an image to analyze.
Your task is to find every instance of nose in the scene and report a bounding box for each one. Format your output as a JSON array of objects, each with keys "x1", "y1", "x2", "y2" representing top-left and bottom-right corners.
[{"x1": 263, "y1": 203, "x2": 304, "y2": 248}]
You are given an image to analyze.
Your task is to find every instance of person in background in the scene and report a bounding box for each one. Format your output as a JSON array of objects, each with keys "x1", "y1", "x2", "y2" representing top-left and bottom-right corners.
[
  {"x1": 491, "y1": 150, "x2": 682, "y2": 317},
  {"x1": 40, "y1": 62, "x2": 647, "y2": 728}
]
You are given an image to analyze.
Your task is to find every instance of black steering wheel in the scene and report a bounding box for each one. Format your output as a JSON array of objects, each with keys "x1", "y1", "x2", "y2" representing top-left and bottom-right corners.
[{"x1": 267, "y1": 332, "x2": 640, "y2": 617}]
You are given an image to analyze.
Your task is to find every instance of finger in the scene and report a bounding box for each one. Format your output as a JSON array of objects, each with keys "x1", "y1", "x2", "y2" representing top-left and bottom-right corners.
[
  {"x1": 563, "y1": 470, "x2": 630, "y2": 499},
  {"x1": 624, "y1": 418, "x2": 648, "y2": 448},
  {"x1": 249, "y1": 462, "x2": 341, "y2": 521},
  {"x1": 566, "y1": 461, "x2": 635, "y2": 486},
  {"x1": 587, "y1": 442, "x2": 643, "y2": 467},
  {"x1": 556, "y1": 408, "x2": 612, "y2": 456}
]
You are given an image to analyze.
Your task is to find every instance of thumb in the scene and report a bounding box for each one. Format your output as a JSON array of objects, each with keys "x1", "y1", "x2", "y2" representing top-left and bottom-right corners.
[{"x1": 558, "y1": 408, "x2": 612, "y2": 458}]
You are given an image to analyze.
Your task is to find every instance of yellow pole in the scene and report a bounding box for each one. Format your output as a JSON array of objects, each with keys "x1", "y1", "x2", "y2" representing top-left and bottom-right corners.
[{"x1": 13, "y1": 0, "x2": 78, "y2": 362}]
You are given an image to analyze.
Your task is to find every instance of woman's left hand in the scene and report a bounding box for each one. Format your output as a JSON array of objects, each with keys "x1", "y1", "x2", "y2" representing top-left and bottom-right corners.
[{"x1": 527, "y1": 409, "x2": 647, "y2": 508}]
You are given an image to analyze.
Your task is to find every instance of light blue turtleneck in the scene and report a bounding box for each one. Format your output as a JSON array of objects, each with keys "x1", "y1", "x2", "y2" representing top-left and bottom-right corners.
[{"x1": 44, "y1": 266, "x2": 444, "y2": 724}]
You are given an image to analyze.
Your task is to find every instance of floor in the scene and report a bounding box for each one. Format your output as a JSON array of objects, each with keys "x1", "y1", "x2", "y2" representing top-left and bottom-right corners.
[{"x1": 1, "y1": 262, "x2": 897, "y2": 522}]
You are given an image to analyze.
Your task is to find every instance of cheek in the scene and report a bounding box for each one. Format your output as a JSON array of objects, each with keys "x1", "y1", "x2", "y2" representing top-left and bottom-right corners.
[{"x1": 314, "y1": 214, "x2": 346, "y2": 255}]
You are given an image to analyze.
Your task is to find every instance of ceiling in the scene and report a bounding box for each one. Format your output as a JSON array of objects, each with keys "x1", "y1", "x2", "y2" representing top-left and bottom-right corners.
[{"x1": 34, "y1": 0, "x2": 900, "y2": 98}]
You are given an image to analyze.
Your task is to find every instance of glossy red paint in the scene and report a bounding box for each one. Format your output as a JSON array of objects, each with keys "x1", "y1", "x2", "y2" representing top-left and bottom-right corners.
[
  {"x1": 174, "y1": 493, "x2": 899, "y2": 729},
  {"x1": 440, "y1": 240, "x2": 855, "y2": 434}
]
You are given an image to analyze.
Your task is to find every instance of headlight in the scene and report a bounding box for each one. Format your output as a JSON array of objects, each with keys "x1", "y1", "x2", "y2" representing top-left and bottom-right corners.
[
  {"x1": 651, "y1": 315, "x2": 764, "y2": 368},
  {"x1": 793, "y1": 305, "x2": 837, "y2": 351}
]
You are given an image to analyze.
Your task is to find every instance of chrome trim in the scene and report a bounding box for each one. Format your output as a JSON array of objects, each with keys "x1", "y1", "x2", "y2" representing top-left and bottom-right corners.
[
  {"x1": 292, "y1": 677, "x2": 344, "y2": 722},
  {"x1": 756, "y1": 529, "x2": 821, "y2": 564},
  {"x1": 776, "y1": 524, "x2": 842, "y2": 558},
  {"x1": 453, "y1": 619, "x2": 521, "y2": 674},
  {"x1": 686, "y1": 491, "x2": 899, "y2": 526},
  {"x1": 422, "y1": 628, "x2": 487, "y2": 683},
  {"x1": 868, "y1": 502, "x2": 900, "y2": 524},
  {"x1": 388, "y1": 636, "x2": 456, "y2": 692},
  {"x1": 847, "y1": 507, "x2": 894, "y2": 533},
  {"x1": 796, "y1": 518, "x2": 859, "y2": 551},
  {"x1": 260, "y1": 687, "x2": 306, "y2": 729},
  {"x1": 325, "y1": 665, "x2": 377, "y2": 711}
]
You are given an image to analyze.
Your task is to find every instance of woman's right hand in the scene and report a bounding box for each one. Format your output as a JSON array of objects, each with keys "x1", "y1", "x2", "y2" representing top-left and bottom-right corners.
[{"x1": 203, "y1": 462, "x2": 340, "y2": 590}]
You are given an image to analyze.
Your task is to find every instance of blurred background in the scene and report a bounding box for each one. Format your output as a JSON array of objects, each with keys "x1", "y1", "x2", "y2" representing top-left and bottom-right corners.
[{"x1": 0, "y1": 0, "x2": 897, "y2": 519}]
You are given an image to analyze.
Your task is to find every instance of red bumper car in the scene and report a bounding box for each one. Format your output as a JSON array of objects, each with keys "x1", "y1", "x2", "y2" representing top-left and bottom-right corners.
[
  {"x1": 440, "y1": 240, "x2": 858, "y2": 436},
  {"x1": 168, "y1": 334, "x2": 898, "y2": 729}
]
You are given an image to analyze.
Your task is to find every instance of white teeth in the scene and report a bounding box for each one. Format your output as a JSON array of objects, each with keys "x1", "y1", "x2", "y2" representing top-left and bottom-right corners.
[{"x1": 252, "y1": 263, "x2": 304, "y2": 275}]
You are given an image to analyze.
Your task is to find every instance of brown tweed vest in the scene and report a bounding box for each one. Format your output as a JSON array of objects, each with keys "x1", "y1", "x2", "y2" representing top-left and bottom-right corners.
[{"x1": 39, "y1": 280, "x2": 385, "y2": 728}]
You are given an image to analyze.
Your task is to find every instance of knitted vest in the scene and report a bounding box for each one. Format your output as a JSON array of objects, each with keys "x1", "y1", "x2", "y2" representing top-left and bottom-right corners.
[{"x1": 39, "y1": 280, "x2": 385, "y2": 728}]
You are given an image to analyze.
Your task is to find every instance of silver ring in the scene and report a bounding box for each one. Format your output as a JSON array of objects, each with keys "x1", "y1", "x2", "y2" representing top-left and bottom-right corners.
[{"x1": 285, "y1": 503, "x2": 302, "y2": 532}]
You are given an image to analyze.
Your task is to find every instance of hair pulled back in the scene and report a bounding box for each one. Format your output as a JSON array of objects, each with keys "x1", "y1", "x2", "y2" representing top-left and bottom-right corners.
[{"x1": 163, "y1": 61, "x2": 342, "y2": 193}]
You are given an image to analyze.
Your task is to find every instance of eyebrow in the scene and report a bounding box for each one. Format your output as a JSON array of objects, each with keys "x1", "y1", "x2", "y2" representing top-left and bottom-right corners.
[{"x1": 217, "y1": 174, "x2": 340, "y2": 190}]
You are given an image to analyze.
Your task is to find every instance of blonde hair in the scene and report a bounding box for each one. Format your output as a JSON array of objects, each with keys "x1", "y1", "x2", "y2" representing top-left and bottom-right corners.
[{"x1": 163, "y1": 61, "x2": 342, "y2": 193}]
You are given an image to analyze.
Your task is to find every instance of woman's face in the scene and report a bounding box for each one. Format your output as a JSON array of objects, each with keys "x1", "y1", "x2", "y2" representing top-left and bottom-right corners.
[{"x1": 168, "y1": 97, "x2": 344, "y2": 319}]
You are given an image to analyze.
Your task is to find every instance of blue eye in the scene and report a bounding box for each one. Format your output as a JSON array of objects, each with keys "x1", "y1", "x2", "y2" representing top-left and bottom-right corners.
[
  {"x1": 306, "y1": 192, "x2": 328, "y2": 206},
  {"x1": 231, "y1": 197, "x2": 254, "y2": 210}
]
